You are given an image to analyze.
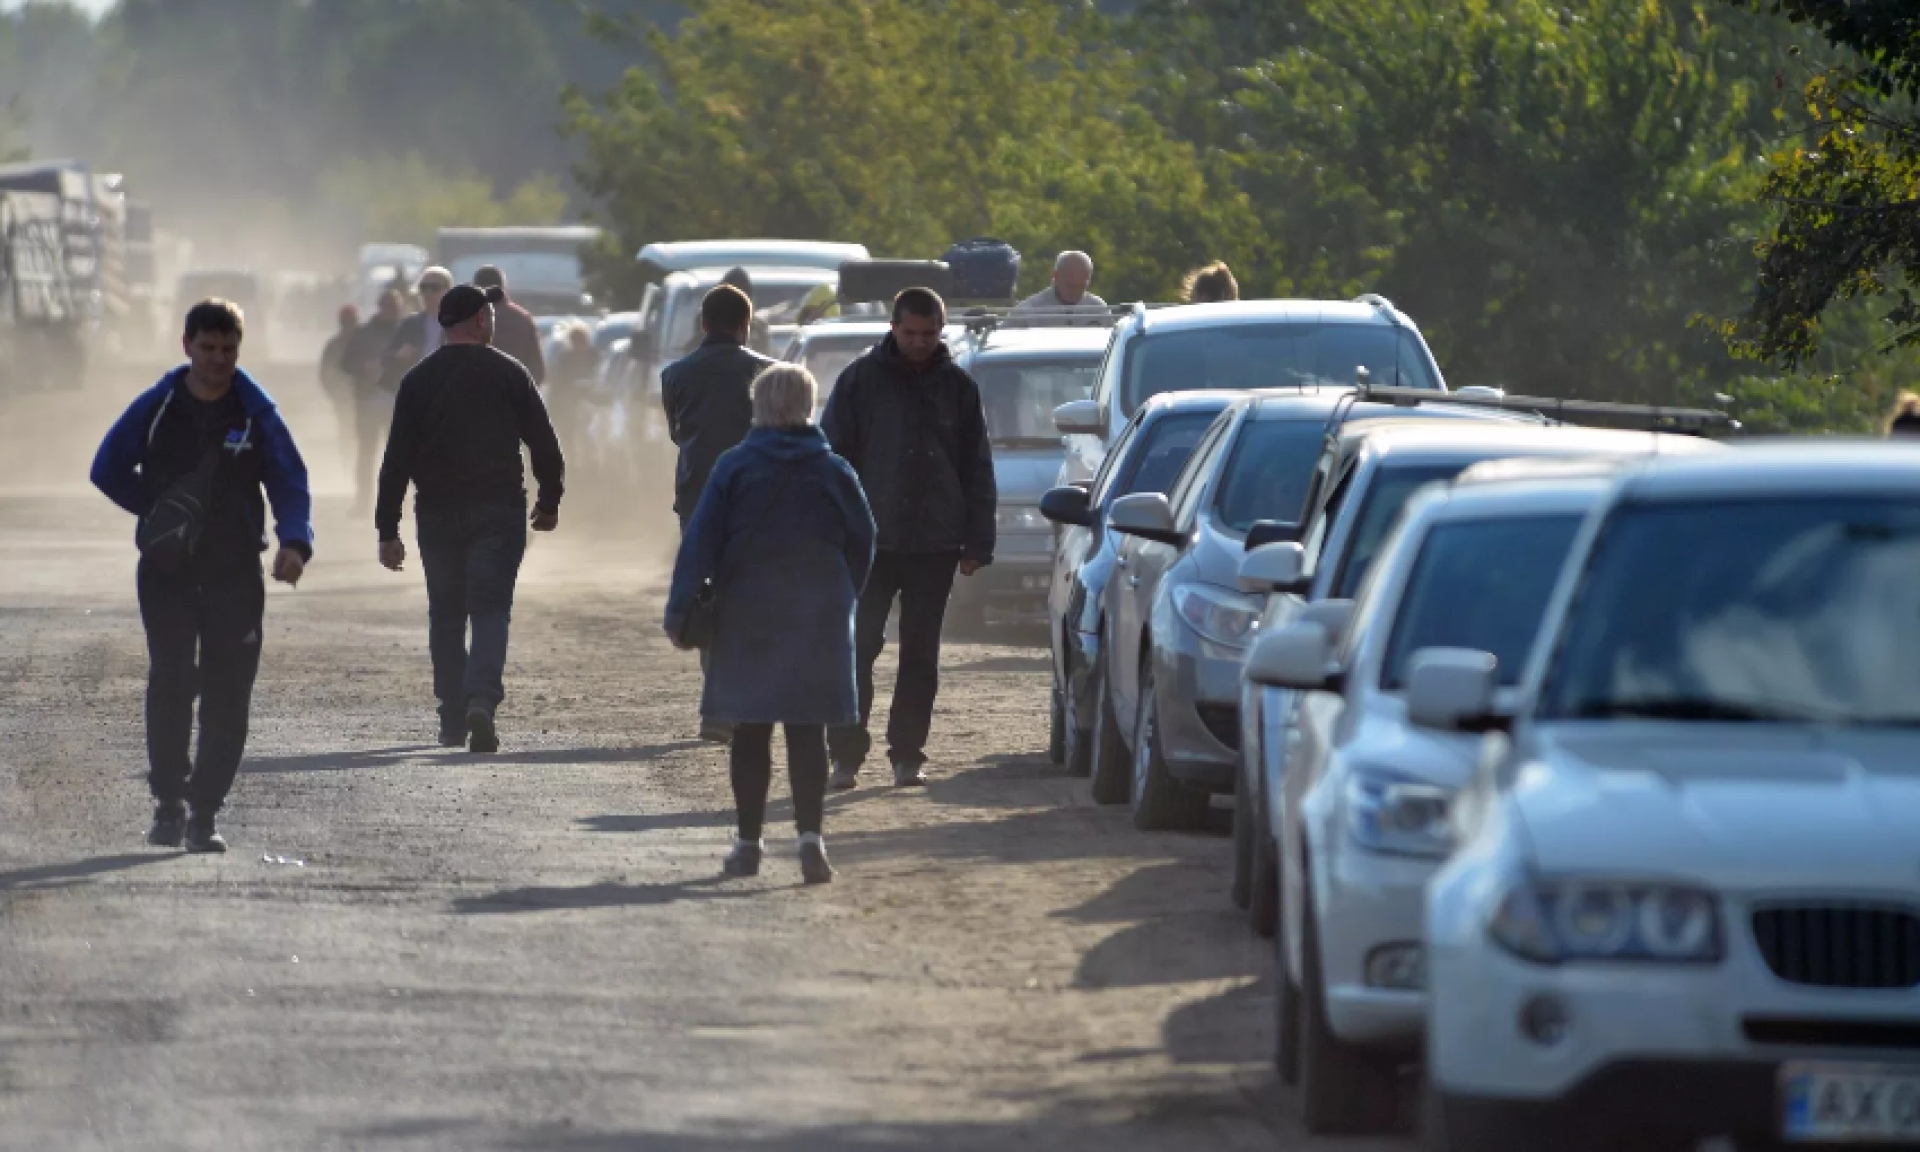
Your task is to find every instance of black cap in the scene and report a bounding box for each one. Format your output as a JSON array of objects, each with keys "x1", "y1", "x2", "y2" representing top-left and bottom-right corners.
[{"x1": 438, "y1": 284, "x2": 504, "y2": 328}]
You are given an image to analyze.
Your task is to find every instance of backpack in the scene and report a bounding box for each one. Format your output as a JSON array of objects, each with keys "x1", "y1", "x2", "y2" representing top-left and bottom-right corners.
[{"x1": 940, "y1": 238, "x2": 1022, "y2": 301}]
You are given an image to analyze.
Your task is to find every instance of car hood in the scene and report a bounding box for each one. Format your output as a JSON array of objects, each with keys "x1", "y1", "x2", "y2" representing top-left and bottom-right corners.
[
  {"x1": 993, "y1": 444, "x2": 1069, "y2": 504},
  {"x1": 1344, "y1": 693, "x2": 1484, "y2": 788},
  {"x1": 1189, "y1": 520, "x2": 1253, "y2": 591},
  {"x1": 1510, "y1": 722, "x2": 1920, "y2": 894}
]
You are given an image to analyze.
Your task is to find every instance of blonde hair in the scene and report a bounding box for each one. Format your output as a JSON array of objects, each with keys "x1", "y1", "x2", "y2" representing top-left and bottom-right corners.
[
  {"x1": 752, "y1": 363, "x2": 818, "y2": 429},
  {"x1": 1180, "y1": 261, "x2": 1240, "y2": 304},
  {"x1": 1886, "y1": 390, "x2": 1920, "y2": 436}
]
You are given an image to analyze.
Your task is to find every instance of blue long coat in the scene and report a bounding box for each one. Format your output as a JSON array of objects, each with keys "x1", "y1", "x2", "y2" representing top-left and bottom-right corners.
[{"x1": 664, "y1": 426, "x2": 876, "y2": 726}]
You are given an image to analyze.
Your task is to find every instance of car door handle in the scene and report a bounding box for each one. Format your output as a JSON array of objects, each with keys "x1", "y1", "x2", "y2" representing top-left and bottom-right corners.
[
  {"x1": 1128, "y1": 574, "x2": 1140, "y2": 587},
  {"x1": 1115, "y1": 555, "x2": 1129, "y2": 569}
]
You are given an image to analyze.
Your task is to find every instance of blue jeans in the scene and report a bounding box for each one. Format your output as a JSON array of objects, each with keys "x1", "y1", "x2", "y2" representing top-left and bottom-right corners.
[{"x1": 417, "y1": 502, "x2": 527, "y2": 721}]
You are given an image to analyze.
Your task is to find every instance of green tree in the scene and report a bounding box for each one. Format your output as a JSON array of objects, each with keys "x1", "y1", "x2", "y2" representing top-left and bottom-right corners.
[
  {"x1": 319, "y1": 153, "x2": 568, "y2": 249},
  {"x1": 565, "y1": 0, "x2": 1258, "y2": 308}
]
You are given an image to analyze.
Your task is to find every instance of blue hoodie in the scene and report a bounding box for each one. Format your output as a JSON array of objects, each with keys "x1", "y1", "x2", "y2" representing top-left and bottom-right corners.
[{"x1": 91, "y1": 365, "x2": 315, "y2": 557}]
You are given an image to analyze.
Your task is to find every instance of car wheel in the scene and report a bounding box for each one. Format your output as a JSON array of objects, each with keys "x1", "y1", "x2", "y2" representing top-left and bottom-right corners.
[
  {"x1": 1231, "y1": 773, "x2": 1257, "y2": 909},
  {"x1": 1047, "y1": 686, "x2": 1067, "y2": 765},
  {"x1": 1299, "y1": 884, "x2": 1401, "y2": 1135},
  {"x1": 1062, "y1": 665, "x2": 1094, "y2": 779},
  {"x1": 1275, "y1": 895, "x2": 1301, "y2": 1086},
  {"x1": 1088, "y1": 664, "x2": 1131, "y2": 806},
  {"x1": 1129, "y1": 665, "x2": 1210, "y2": 832},
  {"x1": 1249, "y1": 823, "x2": 1279, "y2": 939}
]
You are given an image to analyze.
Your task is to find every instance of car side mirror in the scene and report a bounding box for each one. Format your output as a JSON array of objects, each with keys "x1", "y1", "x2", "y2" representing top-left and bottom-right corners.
[
  {"x1": 1039, "y1": 485, "x2": 1093, "y2": 528},
  {"x1": 1405, "y1": 648, "x2": 1500, "y2": 731},
  {"x1": 1239, "y1": 542, "x2": 1310, "y2": 596},
  {"x1": 1107, "y1": 493, "x2": 1183, "y2": 545},
  {"x1": 1245, "y1": 622, "x2": 1338, "y2": 691},
  {"x1": 1053, "y1": 399, "x2": 1104, "y2": 436},
  {"x1": 1300, "y1": 597, "x2": 1355, "y2": 649},
  {"x1": 1244, "y1": 519, "x2": 1301, "y2": 552}
]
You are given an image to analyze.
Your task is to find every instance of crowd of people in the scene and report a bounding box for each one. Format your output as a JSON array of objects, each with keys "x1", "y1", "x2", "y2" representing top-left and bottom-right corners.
[{"x1": 84, "y1": 249, "x2": 1267, "y2": 877}]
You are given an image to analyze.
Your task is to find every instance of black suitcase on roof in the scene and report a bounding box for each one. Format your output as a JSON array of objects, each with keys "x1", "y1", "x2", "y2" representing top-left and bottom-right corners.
[{"x1": 941, "y1": 238, "x2": 1022, "y2": 301}]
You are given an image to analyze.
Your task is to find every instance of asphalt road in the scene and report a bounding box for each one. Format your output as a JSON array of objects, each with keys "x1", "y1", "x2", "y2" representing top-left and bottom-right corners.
[{"x1": 0, "y1": 372, "x2": 1414, "y2": 1151}]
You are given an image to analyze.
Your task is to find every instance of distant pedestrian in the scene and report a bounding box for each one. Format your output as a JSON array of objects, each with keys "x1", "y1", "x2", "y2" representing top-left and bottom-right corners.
[
  {"x1": 375, "y1": 284, "x2": 565, "y2": 753},
  {"x1": 319, "y1": 303, "x2": 359, "y2": 472},
  {"x1": 90, "y1": 299, "x2": 314, "y2": 853},
  {"x1": 821, "y1": 288, "x2": 996, "y2": 789},
  {"x1": 665, "y1": 364, "x2": 876, "y2": 884},
  {"x1": 663, "y1": 284, "x2": 775, "y2": 530},
  {"x1": 550, "y1": 322, "x2": 600, "y2": 445},
  {"x1": 1014, "y1": 251, "x2": 1107, "y2": 314},
  {"x1": 1886, "y1": 391, "x2": 1920, "y2": 438},
  {"x1": 379, "y1": 266, "x2": 454, "y2": 391},
  {"x1": 1180, "y1": 261, "x2": 1240, "y2": 304},
  {"x1": 342, "y1": 289, "x2": 406, "y2": 514},
  {"x1": 472, "y1": 264, "x2": 547, "y2": 386}
]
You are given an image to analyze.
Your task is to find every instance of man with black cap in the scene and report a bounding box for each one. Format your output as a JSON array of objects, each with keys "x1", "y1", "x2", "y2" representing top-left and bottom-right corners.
[{"x1": 375, "y1": 283, "x2": 565, "y2": 753}]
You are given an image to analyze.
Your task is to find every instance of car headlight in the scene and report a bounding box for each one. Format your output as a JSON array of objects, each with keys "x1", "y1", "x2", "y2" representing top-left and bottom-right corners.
[
  {"x1": 1345, "y1": 770, "x2": 1453, "y2": 858},
  {"x1": 996, "y1": 504, "x2": 1050, "y2": 532},
  {"x1": 1170, "y1": 584, "x2": 1262, "y2": 649},
  {"x1": 1489, "y1": 879, "x2": 1722, "y2": 965}
]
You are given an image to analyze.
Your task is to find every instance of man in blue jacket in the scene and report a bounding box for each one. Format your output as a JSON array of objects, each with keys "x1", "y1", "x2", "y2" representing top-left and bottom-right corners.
[{"x1": 91, "y1": 299, "x2": 315, "y2": 853}]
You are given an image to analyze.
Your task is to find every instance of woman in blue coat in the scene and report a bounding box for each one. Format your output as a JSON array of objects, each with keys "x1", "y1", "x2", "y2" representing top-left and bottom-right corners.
[{"x1": 665, "y1": 364, "x2": 875, "y2": 884}]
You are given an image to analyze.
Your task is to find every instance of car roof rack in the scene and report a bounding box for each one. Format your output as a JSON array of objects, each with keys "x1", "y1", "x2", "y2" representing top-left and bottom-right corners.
[
  {"x1": 1315, "y1": 374, "x2": 1735, "y2": 449},
  {"x1": 955, "y1": 305, "x2": 1133, "y2": 336},
  {"x1": 1352, "y1": 293, "x2": 1396, "y2": 310}
]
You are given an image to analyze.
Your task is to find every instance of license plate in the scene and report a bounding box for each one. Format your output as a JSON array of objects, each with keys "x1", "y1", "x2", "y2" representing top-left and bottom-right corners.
[{"x1": 1782, "y1": 1062, "x2": 1920, "y2": 1143}]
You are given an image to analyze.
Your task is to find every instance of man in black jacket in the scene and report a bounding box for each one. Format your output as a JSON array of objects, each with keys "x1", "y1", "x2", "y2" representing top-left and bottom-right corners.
[
  {"x1": 663, "y1": 284, "x2": 773, "y2": 528},
  {"x1": 821, "y1": 288, "x2": 996, "y2": 788},
  {"x1": 375, "y1": 284, "x2": 565, "y2": 754}
]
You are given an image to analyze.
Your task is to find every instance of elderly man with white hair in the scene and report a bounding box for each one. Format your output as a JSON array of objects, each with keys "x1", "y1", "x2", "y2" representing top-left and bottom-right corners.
[{"x1": 1014, "y1": 250, "x2": 1108, "y2": 313}]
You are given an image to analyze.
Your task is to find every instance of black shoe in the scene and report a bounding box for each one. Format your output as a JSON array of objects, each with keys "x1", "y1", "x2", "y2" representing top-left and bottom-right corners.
[
  {"x1": 799, "y1": 839, "x2": 835, "y2": 885},
  {"x1": 892, "y1": 759, "x2": 929, "y2": 788},
  {"x1": 722, "y1": 842, "x2": 763, "y2": 878},
  {"x1": 146, "y1": 802, "x2": 186, "y2": 848},
  {"x1": 438, "y1": 715, "x2": 467, "y2": 748},
  {"x1": 184, "y1": 813, "x2": 227, "y2": 854},
  {"x1": 467, "y1": 707, "x2": 499, "y2": 754},
  {"x1": 828, "y1": 762, "x2": 860, "y2": 791}
]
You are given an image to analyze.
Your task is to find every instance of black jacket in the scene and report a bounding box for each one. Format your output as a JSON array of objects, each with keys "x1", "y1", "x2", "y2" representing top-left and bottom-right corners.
[
  {"x1": 662, "y1": 335, "x2": 774, "y2": 519},
  {"x1": 820, "y1": 335, "x2": 995, "y2": 562}
]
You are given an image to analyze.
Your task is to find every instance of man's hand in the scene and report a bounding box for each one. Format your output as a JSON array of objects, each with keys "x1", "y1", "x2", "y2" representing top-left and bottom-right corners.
[
  {"x1": 959, "y1": 558, "x2": 986, "y2": 577},
  {"x1": 530, "y1": 508, "x2": 559, "y2": 532},
  {"x1": 271, "y1": 546, "x2": 306, "y2": 586},
  {"x1": 379, "y1": 539, "x2": 407, "y2": 571}
]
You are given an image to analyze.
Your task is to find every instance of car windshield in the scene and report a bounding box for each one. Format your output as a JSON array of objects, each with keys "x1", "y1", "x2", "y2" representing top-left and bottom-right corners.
[
  {"x1": 1211, "y1": 420, "x2": 1328, "y2": 532},
  {"x1": 669, "y1": 283, "x2": 818, "y2": 354},
  {"x1": 1332, "y1": 463, "x2": 1467, "y2": 597},
  {"x1": 1115, "y1": 411, "x2": 1218, "y2": 499},
  {"x1": 446, "y1": 252, "x2": 582, "y2": 292},
  {"x1": 1122, "y1": 322, "x2": 1439, "y2": 414},
  {"x1": 1381, "y1": 514, "x2": 1585, "y2": 690},
  {"x1": 799, "y1": 335, "x2": 878, "y2": 394},
  {"x1": 1541, "y1": 497, "x2": 1920, "y2": 725},
  {"x1": 975, "y1": 357, "x2": 1099, "y2": 444}
]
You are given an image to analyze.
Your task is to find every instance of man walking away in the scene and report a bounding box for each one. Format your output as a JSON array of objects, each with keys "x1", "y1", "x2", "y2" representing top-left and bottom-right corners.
[
  {"x1": 663, "y1": 284, "x2": 774, "y2": 530},
  {"x1": 821, "y1": 288, "x2": 996, "y2": 788},
  {"x1": 472, "y1": 264, "x2": 547, "y2": 386},
  {"x1": 342, "y1": 289, "x2": 405, "y2": 513},
  {"x1": 90, "y1": 299, "x2": 314, "y2": 852},
  {"x1": 1014, "y1": 251, "x2": 1107, "y2": 314},
  {"x1": 319, "y1": 303, "x2": 359, "y2": 473},
  {"x1": 376, "y1": 284, "x2": 564, "y2": 753}
]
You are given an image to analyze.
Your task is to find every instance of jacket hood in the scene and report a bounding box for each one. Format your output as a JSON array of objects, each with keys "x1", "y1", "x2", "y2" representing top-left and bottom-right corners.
[
  {"x1": 159, "y1": 365, "x2": 280, "y2": 419},
  {"x1": 742, "y1": 424, "x2": 833, "y2": 463}
]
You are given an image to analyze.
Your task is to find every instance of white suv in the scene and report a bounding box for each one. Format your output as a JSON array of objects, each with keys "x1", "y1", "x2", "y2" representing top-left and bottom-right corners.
[
  {"x1": 1417, "y1": 443, "x2": 1920, "y2": 1152},
  {"x1": 1245, "y1": 463, "x2": 1615, "y2": 1135}
]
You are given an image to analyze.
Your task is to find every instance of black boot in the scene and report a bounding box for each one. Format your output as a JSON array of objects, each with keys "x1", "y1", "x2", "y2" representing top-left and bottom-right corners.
[
  {"x1": 146, "y1": 801, "x2": 186, "y2": 848},
  {"x1": 467, "y1": 705, "x2": 499, "y2": 755},
  {"x1": 184, "y1": 811, "x2": 227, "y2": 854}
]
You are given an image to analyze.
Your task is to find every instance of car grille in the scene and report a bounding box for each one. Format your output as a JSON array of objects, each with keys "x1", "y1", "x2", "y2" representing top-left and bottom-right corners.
[
  {"x1": 1196, "y1": 704, "x2": 1239, "y2": 751},
  {"x1": 1751, "y1": 904, "x2": 1920, "y2": 990},
  {"x1": 1744, "y1": 1017, "x2": 1920, "y2": 1050}
]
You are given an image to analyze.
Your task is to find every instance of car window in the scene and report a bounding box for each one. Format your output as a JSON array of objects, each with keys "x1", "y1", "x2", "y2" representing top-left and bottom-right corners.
[
  {"x1": 1211, "y1": 420, "x2": 1328, "y2": 533},
  {"x1": 1089, "y1": 414, "x2": 1142, "y2": 504},
  {"x1": 1541, "y1": 497, "x2": 1920, "y2": 725},
  {"x1": 1331, "y1": 463, "x2": 1468, "y2": 597},
  {"x1": 1381, "y1": 514, "x2": 1585, "y2": 689},
  {"x1": 801, "y1": 336, "x2": 874, "y2": 395},
  {"x1": 1115, "y1": 411, "x2": 1219, "y2": 500},
  {"x1": 1121, "y1": 322, "x2": 1440, "y2": 414},
  {"x1": 974, "y1": 357, "x2": 1099, "y2": 444},
  {"x1": 1301, "y1": 463, "x2": 1355, "y2": 579},
  {"x1": 1166, "y1": 414, "x2": 1234, "y2": 529}
]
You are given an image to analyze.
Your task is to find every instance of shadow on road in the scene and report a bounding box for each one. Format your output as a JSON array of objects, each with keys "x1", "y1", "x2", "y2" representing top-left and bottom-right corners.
[
  {"x1": 948, "y1": 653, "x2": 1052, "y2": 673},
  {"x1": 449, "y1": 875, "x2": 767, "y2": 915},
  {"x1": 244, "y1": 741, "x2": 706, "y2": 774},
  {"x1": 0, "y1": 851, "x2": 175, "y2": 891}
]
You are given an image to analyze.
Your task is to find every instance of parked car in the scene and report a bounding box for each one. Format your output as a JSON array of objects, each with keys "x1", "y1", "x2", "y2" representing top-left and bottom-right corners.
[
  {"x1": 1234, "y1": 422, "x2": 1721, "y2": 959},
  {"x1": 1052, "y1": 296, "x2": 1449, "y2": 488},
  {"x1": 947, "y1": 320, "x2": 1116, "y2": 630},
  {"x1": 780, "y1": 318, "x2": 893, "y2": 414},
  {"x1": 1040, "y1": 391, "x2": 1238, "y2": 774},
  {"x1": 1243, "y1": 461, "x2": 1622, "y2": 1133},
  {"x1": 1418, "y1": 441, "x2": 1920, "y2": 1152}
]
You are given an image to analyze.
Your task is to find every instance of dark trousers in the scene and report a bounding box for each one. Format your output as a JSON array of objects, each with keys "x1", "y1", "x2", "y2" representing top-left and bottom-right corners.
[
  {"x1": 827, "y1": 550, "x2": 959, "y2": 769},
  {"x1": 417, "y1": 503, "x2": 527, "y2": 722},
  {"x1": 138, "y1": 557, "x2": 265, "y2": 813},
  {"x1": 731, "y1": 723, "x2": 828, "y2": 840}
]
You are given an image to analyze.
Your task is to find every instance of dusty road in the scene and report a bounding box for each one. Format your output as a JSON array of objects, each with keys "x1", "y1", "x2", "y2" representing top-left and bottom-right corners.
[{"x1": 0, "y1": 377, "x2": 1410, "y2": 1150}]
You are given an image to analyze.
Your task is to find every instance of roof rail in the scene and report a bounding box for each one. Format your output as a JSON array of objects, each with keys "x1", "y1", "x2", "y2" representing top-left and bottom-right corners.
[
  {"x1": 956, "y1": 304, "x2": 1134, "y2": 335},
  {"x1": 1357, "y1": 382, "x2": 1734, "y2": 435},
  {"x1": 1353, "y1": 293, "x2": 1395, "y2": 310}
]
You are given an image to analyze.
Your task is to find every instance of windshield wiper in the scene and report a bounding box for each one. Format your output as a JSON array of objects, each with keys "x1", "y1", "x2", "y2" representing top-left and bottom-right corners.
[{"x1": 1573, "y1": 697, "x2": 1823, "y2": 723}]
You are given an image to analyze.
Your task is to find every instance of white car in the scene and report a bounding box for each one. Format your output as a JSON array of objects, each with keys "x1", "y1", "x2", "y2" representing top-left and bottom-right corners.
[
  {"x1": 1245, "y1": 462, "x2": 1615, "y2": 1134},
  {"x1": 1419, "y1": 442, "x2": 1920, "y2": 1152}
]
